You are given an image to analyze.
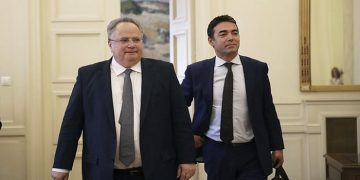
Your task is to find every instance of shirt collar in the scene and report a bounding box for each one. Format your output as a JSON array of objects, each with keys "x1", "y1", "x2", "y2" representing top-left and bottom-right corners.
[
  {"x1": 215, "y1": 55, "x2": 241, "y2": 67},
  {"x1": 111, "y1": 57, "x2": 142, "y2": 76}
]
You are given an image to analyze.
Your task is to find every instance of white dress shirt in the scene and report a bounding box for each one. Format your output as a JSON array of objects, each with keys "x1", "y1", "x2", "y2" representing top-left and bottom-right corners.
[
  {"x1": 205, "y1": 55, "x2": 254, "y2": 143},
  {"x1": 111, "y1": 58, "x2": 142, "y2": 169}
]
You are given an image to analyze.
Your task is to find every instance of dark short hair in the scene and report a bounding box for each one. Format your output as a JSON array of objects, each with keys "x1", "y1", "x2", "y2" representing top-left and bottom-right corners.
[
  {"x1": 207, "y1": 15, "x2": 237, "y2": 38},
  {"x1": 107, "y1": 17, "x2": 143, "y2": 40}
]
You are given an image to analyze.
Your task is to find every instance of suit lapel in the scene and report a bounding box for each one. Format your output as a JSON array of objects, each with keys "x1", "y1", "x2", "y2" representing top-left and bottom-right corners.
[
  {"x1": 139, "y1": 58, "x2": 154, "y2": 126},
  {"x1": 203, "y1": 58, "x2": 215, "y2": 104},
  {"x1": 240, "y1": 55, "x2": 256, "y2": 102},
  {"x1": 102, "y1": 59, "x2": 116, "y2": 131}
]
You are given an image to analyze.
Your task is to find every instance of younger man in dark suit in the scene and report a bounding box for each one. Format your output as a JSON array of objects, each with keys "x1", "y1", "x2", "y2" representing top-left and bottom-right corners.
[{"x1": 181, "y1": 15, "x2": 284, "y2": 180}]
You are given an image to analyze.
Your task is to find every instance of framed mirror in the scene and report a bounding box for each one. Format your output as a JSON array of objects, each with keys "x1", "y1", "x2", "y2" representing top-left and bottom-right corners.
[{"x1": 300, "y1": 0, "x2": 360, "y2": 91}]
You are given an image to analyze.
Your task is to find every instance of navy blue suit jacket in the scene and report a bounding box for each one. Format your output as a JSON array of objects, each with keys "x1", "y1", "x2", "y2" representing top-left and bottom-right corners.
[
  {"x1": 53, "y1": 58, "x2": 195, "y2": 180},
  {"x1": 181, "y1": 55, "x2": 284, "y2": 175}
]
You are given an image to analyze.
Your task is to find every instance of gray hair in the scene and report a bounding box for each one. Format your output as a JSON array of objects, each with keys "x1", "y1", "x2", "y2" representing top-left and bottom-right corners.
[{"x1": 107, "y1": 17, "x2": 143, "y2": 40}]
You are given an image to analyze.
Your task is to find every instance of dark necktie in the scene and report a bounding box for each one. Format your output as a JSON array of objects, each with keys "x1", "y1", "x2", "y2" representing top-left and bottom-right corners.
[
  {"x1": 119, "y1": 69, "x2": 135, "y2": 166},
  {"x1": 221, "y1": 63, "x2": 234, "y2": 143}
]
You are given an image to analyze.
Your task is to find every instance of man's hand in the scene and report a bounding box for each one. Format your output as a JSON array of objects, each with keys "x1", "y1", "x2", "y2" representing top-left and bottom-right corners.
[
  {"x1": 272, "y1": 150, "x2": 284, "y2": 168},
  {"x1": 51, "y1": 171, "x2": 69, "y2": 180},
  {"x1": 194, "y1": 135, "x2": 204, "y2": 148},
  {"x1": 177, "y1": 163, "x2": 196, "y2": 180}
]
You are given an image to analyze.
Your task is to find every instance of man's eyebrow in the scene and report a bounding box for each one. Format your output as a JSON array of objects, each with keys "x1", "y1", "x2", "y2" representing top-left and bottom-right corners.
[
  {"x1": 218, "y1": 30, "x2": 229, "y2": 34},
  {"x1": 218, "y1": 29, "x2": 238, "y2": 34}
]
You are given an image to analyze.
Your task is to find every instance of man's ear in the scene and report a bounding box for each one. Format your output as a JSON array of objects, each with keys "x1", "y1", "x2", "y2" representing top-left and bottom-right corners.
[{"x1": 208, "y1": 37, "x2": 214, "y2": 47}]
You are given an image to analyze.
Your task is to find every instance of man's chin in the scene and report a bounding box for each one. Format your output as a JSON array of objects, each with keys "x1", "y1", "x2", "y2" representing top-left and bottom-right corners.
[
  {"x1": 126, "y1": 56, "x2": 141, "y2": 62},
  {"x1": 225, "y1": 50, "x2": 238, "y2": 55},
  {"x1": 119, "y1": 56, "x2": 141, "y2": 67}
]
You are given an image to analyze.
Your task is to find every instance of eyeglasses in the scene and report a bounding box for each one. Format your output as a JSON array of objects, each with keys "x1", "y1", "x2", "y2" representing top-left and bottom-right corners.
[{"x1": 109, "y1": 37, "x2": 142, "y2": 45}]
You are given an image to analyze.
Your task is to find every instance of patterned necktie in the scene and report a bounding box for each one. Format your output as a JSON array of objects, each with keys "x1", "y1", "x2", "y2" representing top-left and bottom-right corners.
[
  {"x1": 119, "y1": 69, "x2": 135, "y2": 166},
  {"x1": 220, "y1": 63, "x2": 234, "y2": 143}
]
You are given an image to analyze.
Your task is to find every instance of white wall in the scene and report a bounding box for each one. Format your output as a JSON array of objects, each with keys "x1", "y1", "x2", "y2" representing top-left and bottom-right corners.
[
  {"x1": 354, "y1": 0, "x2": 360, "y2": 84},
  {"x1": 0, "y1": 0, "x2": 28, "y2": 179},
  {"x1": 1, "y1": 0, "x2": 360, "y2": 180}
]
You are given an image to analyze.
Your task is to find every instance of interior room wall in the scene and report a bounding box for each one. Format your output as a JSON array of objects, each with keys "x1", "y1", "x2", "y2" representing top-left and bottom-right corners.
[{"x1": 1, "y1": 0, "x2": 360, "y2": 180}]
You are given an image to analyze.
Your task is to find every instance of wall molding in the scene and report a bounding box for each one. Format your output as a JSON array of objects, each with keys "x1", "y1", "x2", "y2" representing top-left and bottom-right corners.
[
  {"x1": 50, "y1": 29, "x2": 106, "y2": 83},
  {"x1": 50, "y1": 0, "x2": 105, "y2": 22}
]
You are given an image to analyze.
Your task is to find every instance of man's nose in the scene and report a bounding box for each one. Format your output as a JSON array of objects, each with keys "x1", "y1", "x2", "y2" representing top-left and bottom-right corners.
[
  {"x1": 127, "y1": 40, "x2": 136, "y2": 47},
  {"x1": 226, "y1": 34, "x2": 236, "y2": 41}
]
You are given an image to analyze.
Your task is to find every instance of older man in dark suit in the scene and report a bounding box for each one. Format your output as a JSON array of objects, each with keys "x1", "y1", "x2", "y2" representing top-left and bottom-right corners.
[
  {"x1": 51, "y1": 17, "x2": 196, "y2": 180},
  {"x1": 181, "y1": 15, "x2": 284, "y2": 180}
]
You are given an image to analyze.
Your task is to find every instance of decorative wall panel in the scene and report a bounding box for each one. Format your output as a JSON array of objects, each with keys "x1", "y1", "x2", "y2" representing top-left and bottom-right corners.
[
  {"x1": 51, "y1": 0, "x2": 105, "y2": 22},
  {"x1": 52, "y1": 91, "x2": 71, "y2": 144},
  {"x1": 282, "y1": 135, "x2": 306, "y2": 180},
  {"x1": 0, "y1": 137, "x2": 26, "y2": 180},
  {"x1": 51, "y1": 30, "x2": 106, "y2": 83},
  {"x1": 172, "y1": 32, "x2": 188, "y2": 80}
]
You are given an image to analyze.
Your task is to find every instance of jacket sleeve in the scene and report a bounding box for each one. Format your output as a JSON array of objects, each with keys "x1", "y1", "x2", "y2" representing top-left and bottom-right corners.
[
  {"x1": 53, "y1": 69, "x2": 84, "y2": 170},
  {"x1": 262, "y1": 64, "x2": 284, "y2": 150},
  {"x1": 180, "y1": 65, "x2": 194, "y2": 107},
  {"x1": 168, "y1": 64, "x2": 196, "y2": 164}
]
